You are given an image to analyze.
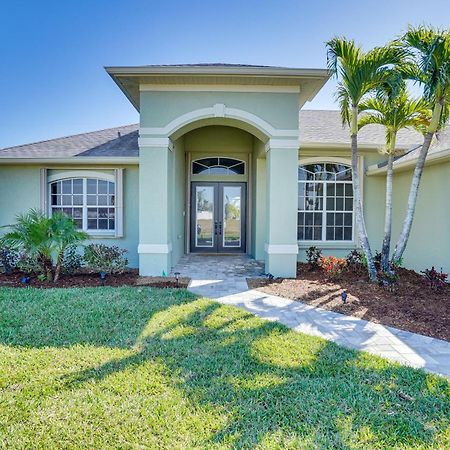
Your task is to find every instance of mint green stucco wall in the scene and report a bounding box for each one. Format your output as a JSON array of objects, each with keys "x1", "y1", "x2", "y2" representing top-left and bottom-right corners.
[
  {"x1": 252, "y1": 140, "x2": 267, "y2": 261},
  {"x1": 0, "y1": 165, "x2": 140, "y2": 268},
  {"x1": 0, "y1": 166, "x2": 41, "y2": 224},
  {"x1": 140, "y1": 92, "x2": 299, "y2": 131},
  {"x1": 391, "y1": 162, "x2": 450, "y2": 273},
  {"x1": 171, "y1": 137, "x2": 186, "y2": 266}
]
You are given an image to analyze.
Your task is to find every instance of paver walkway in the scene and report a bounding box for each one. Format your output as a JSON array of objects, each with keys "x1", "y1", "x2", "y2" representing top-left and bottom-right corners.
[{"x1": 172, "y1": 255, "x2": 450, "y2": 379}]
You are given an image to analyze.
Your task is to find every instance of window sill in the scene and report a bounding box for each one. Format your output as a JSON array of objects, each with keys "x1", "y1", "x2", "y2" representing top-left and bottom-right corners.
[
  {"x1": 87, "y1": 232, "x2": 118, "y2": 239},
  {"x1": 298, "y1": 241, "x2": 357, "y2": 249}
]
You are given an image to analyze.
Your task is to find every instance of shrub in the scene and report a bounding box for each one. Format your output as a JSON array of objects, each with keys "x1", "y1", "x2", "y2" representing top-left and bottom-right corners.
[
  {"x1": 0, "y1": 246, "x2": 20, "y2": 273},
  {"x1": 15, "y1": 251, "x2": 41, "y2": 275},
  {"x1": 346, "y1": 249, "x2": 364, "y2": 271},
  {"x1": 306, "y1": 246, "x2": 322, "y2": 268},
  {"x1": 374, "y1": 251, "x2": 382, "y2": 265},
  {"x1": 61, "y1": 245, "x2": 83, "y2": 275},
  {"x1": 319, "y1": 256, "x2": 347, "y2": 280},
  {"x1": 421, "y1": 266, "x2": 448, "y2": 290},
  {"x1": 84, "y1": 244, "x2": 128, "y2": 275},
  {"x1": 377, "y1": 270, "x2": 399, "y2": 292}
]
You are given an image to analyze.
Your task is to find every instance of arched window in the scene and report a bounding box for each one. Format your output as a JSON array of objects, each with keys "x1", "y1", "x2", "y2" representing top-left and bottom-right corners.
[
  {"x1": 192, "y1": 157, "x2": 245, "y2": 175},
  {"x1": 50, "y1": 178, "x2": 116, "y2": 232},
  {"x1": 298, "y1": 163, "x2": 353, "y2": 241}
]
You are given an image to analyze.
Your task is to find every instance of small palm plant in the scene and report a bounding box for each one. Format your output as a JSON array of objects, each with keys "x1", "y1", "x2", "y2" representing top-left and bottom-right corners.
[
  {"x1": 1, "y1": 209, "x2": 87, "y2": 282},
  {"x1": 326, "y1": 37, "x2": 406, "y2": 281},
  {"x1": 49, "y1": 212, "x2": 88, "y2": 282},
  {"x1": 358, "y1": 84, "x2": 431, "y2": 272},
  {"x1": 392, "y1": 26, "x2": 450, "y2": 262}
]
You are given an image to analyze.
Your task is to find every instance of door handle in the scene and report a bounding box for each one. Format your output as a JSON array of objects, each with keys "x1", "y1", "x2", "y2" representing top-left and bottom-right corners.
[
  {"x1": 218, "y1": 221, "x2": 222, "y2": 235},
  {"x1": 214, "y1": 221, "x2": 218, "y2": 235}
]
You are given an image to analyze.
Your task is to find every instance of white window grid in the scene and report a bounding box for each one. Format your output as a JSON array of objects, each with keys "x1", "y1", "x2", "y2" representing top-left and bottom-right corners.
[
  {"x1": 49, "y1": 178, "x2": 116, "y2": 234},
  {"x1": 192, "y1": 157, "x2": 246, "y2": 175},
  {"x1": 297, "y1": 164, "x2": 355, "y2": 243}
]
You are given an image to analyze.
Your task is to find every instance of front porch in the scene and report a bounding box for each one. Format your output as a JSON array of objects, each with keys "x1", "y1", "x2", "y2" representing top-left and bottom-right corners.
[{"x1": 171, "y1": 254, "x2": 264, "y2": 298}]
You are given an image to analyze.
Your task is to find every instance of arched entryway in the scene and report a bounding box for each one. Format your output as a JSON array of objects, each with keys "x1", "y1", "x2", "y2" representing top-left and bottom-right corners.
[{"x1": 138, "y1": 109, "x2": 300, "y2": 278}]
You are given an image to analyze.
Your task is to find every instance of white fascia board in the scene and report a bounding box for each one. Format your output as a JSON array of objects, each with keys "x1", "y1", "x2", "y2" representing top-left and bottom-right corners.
[
  {"x1": 299, "y1": 141, "x2": 399, "y2": 151},
  {"x1": 105, "y1": 66, "x2": 329, "y2": 78},
  {"x1": 367, "y1": 148, "x2": 450, "y2": 175},
  {"x1": 0, "y1": 157, "x2": 139, "y2": 165},
  {"x1": 139, "y1": 84, "x2": 300, "y2": 93}
]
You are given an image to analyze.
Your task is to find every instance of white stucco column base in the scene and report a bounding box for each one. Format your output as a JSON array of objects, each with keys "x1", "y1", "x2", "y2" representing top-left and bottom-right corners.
[
  {"x1": 264, "y1": 141, "x2": 299, "y2": 278},
  {"x1": 264, "y1": 244, "x2": 298, "y2": 278},
  {"x1": 138, "y1": 244, "x2": 172, "y2": 276}
]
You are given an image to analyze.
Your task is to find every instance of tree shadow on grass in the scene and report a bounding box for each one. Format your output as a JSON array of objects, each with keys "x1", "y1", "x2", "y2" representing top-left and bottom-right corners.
[
  {"x1": 60, "y1": 295, "x2": 450, "y2": 449},
  {"x1": 1, "y1": 286, "x2": 448, "y2": 448},
  {"x1": 0, "y1": 287, "x2": 196, "y2": 349}
]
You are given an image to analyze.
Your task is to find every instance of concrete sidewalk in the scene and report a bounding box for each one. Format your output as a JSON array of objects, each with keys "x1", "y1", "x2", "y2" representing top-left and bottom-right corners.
[{"x1": 172, "y1": 254, "x2": 450, "y2": 379}]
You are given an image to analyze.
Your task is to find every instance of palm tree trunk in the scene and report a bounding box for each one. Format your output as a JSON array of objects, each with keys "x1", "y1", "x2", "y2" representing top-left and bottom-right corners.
[
  {"x1": 381, "y1": 152, "x2": 394, "y2": 272},
  {"x1": 392, "y1": 130, "x2": 434, "y2": 261},
  {"x1": 392, "y1": 100, "x2": 442, "y2": 262},
  {"x1": 53, "y1": 250, "x2": 64, "y2": 283},
  {"x1": 350, "y1": 107, "x2": 377, "y2": 282}
]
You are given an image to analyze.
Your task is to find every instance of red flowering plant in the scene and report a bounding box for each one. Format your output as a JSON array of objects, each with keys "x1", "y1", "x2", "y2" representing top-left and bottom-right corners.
[{"x1": 319, "y1": 256, "x2": 347, "y2": 280}]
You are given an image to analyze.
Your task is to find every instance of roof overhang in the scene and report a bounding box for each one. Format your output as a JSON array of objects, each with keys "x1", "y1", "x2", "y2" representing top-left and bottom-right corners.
[
  {"x1": 105, "y1": 65, "x2": 330, "y2": 111},
  {"x1": 0, "y1": 157, "x2": 139, "y2": 165},
  {"x1": 367, "y1": 148, "x2": 450, "y2": 175}
]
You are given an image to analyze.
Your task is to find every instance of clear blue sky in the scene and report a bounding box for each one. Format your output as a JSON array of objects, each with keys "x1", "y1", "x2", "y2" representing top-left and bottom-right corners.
[{"x1": 1, "y1": 0, "x2": 448, "y2": 148}]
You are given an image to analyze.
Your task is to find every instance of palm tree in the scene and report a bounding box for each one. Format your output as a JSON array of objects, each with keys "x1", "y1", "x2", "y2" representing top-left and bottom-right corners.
[
  {"x1": 1, "y1": 209, "x2": 54, "y2": 280},
  {"x1": 1, "y1": 209, "x2": 87, "y2": 282},
  {"x1": 326, "y1": 38, "x2": 405, "y2": 281},
  {"x1": 358, "y1": 86, "x2": 431, "y2": 272},
  {"x1": 392, "y1": 26, "x2": 450, "y2": 262}
]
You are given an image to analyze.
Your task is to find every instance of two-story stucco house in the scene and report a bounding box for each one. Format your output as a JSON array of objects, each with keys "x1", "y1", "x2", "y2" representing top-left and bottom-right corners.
[{"x1": 1, "y1": 64, "x2": 449, "y2": 276}]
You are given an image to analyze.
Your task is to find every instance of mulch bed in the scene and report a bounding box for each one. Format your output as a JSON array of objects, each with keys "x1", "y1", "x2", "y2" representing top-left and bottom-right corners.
[
  {"x1": 247, "y1": 263, "x2": 450, "y2": 342},
  {"x1": 0, "y1": 270, "x2": 190, "y2": 289}
]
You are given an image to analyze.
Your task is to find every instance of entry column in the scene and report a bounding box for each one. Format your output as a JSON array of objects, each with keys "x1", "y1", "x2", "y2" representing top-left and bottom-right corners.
[
  {"x1": 265, "y1": 139, "x2": 298, "y2": 277},
  {"x1": 138, "y1": 137, "x2": 173, "y2": 276}
]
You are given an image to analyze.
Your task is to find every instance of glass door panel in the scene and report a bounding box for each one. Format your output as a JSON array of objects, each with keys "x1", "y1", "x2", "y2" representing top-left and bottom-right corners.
[
  {"x1": 195, "y1": 185, "x2": 215, "y2": 248},
  {"x1": 222, "y1": 185, "x2": 242, "y2": 248}
]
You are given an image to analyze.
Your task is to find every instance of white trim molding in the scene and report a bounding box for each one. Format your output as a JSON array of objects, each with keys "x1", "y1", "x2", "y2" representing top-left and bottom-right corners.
[
  {"x1": 139, "y1": 84, "x2": 301, "y2": 93},
  {"x1": 265, "y1": 138, "x2": 300, "y2": 152},
  {"x1": 0, "y1": 157, "x2": 139, "y2": 165},
  {"x1": 264, "y1": 243, "x2": 299, "y2": 254},
  {"x1": 299, "y1": 156, "x2": 351, "y2": 166},
  {"x1": 139, "y1": 104, "x2": 299, "y2": 140},
  {"x1": 40, "y1": 168, "x2": 48, "y2": 212},
  {"x1": 114, "y1": 168, "x2": 124, "y2": 238},
  {"x1": 137, "y1": 243, "x2": 173, "y2": 254},
  {"x1": 138, "y1": 137, "x2": 174, "y2": 150},
  {"x1": 47, "y1": 170, "x2": 115, "y2": 183}
]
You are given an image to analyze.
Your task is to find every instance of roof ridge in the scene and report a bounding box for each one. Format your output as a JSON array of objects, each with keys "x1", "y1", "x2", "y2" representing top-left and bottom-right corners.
[{"x1": 1, "y1": 123, "x2": 139, "y2": 151}]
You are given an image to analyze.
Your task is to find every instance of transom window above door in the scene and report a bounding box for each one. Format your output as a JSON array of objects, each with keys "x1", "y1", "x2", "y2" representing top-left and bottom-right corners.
[
  {"x1": 298, "y1": 163, "x2": 354, "y2": 242},
  {"x1": 192, "y1": 157, "x2": 245, "y2": 175}
]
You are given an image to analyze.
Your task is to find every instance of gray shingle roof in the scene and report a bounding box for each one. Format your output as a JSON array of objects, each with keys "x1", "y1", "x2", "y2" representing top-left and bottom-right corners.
[
  {"x1": 392, "y1": 126, "x2": 450, "y2": 166},
  {"x1": 0, "y1": 124, "x2": 138, "y2": 158},
  {"x1": 299, "y1": 110, "x2": 422, "y2": 148},
  {"x1": 0, "y1": 110, "x2": 436, "y2": 160}
]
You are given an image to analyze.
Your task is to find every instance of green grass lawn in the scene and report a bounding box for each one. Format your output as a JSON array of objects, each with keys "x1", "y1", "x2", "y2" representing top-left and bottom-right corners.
[{"x1": 0, "y1": 287, "x2": 449, "y2": 449}]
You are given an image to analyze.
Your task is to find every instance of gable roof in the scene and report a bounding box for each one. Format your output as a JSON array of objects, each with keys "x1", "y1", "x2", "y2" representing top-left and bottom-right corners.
[
  {"x1": 0, "y1": 110, "x2": 440, "y2": 161},
  {"x1": 105, "y1": 64, "x2": 330, "y2": 110}
]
